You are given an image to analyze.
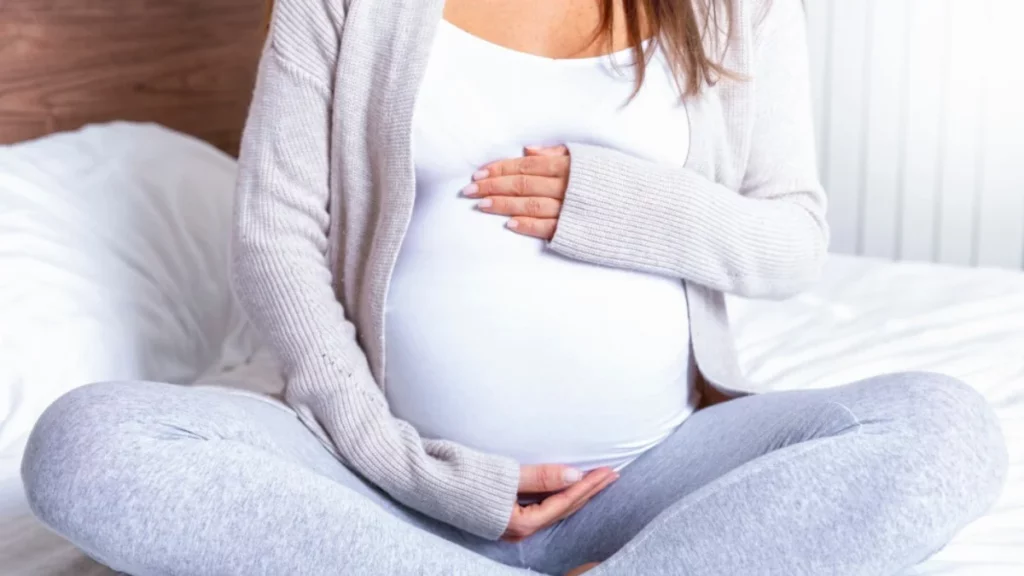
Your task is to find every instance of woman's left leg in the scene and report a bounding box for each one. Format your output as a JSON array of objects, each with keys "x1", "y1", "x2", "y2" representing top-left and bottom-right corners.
[{"x1": 523, "y1": 372, "x2": 1008, "y2": 576}]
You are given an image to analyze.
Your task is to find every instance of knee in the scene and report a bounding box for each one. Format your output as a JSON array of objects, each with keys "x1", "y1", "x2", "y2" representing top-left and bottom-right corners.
[
  {"x1": 866, "y1": 372, "x2": 1008, "y2": 509},
  {"x1": 21, "y1": 382, "x2": 143, "y2": 535},
  {"x1": 890, "y1": 372, "x2": 1003, "y2": 441}
]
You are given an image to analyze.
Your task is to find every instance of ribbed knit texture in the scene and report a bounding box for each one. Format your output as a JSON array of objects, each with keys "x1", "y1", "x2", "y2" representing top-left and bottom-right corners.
[{"x1": 232, "y1": 0, "x2": 826, "y2": 540}]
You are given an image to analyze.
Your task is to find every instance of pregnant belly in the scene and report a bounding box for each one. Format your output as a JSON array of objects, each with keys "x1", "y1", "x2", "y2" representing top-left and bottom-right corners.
[{"x1": 384, "y1": 211, "x2": 696, "y2": 470}]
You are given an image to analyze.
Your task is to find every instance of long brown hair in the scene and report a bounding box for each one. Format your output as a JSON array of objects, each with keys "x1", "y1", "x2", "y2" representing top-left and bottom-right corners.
[
  {"x1": 263, "y1": 0, "x2": 737, "y2": 98},
  {"x1": 600, "y1": 0, "x2": 736, "y2": 98}
]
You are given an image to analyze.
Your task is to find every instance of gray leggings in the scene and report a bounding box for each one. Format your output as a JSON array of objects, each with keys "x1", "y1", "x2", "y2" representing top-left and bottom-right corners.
[{"x1": 21, "y1": 372, "x2": 1007, "y2": 576}]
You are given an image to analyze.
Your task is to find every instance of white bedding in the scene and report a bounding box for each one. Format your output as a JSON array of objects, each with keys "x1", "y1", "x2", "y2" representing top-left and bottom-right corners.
[
  {"x1": 1, "y1": 124, "x2": 1021, "y2": 575},
  {"x1": 0, "y1": 123, "x2": 262, "y2": 469}
]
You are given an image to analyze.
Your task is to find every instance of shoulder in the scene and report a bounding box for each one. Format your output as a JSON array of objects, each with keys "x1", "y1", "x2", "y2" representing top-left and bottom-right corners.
[
  {"x1": 266, "y1": 0, "x2": 346, "y2": 80},
  {"x1": 745, "y1": 0, "x2": 806, "y2": 44},
  {"x1": 268, "y1": 0, "x2": 345, "y2": 38},
  {"x1": 702, "y1": 0, "x2": 805, "y2": 56},
  {"x1": 719, "y1": 0, "x2": 807, "y2": 72},
  {"x1": 705, "y1": 0, "x2": 808, "y2": 91}
]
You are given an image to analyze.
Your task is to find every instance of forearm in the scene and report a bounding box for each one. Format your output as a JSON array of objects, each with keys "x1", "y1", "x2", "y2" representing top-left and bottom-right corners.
[{"x1": 551, "y1": 142, "x2": 827, "y2": 298}]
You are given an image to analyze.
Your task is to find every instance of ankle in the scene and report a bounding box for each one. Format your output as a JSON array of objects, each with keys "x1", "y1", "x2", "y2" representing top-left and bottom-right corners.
[{"x1": 565, "y1": 562, "x2": 600, "y2": 576}]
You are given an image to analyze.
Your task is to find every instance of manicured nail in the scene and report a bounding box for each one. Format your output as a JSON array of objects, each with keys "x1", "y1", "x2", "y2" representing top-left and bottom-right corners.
[
  {"x1": 563, "y1": 469, "x2": 583, "y2": 483},
  {"x1": 506, "y1": 219, "x2": 519, "y2": 230},
  {"x1": 461, "y1": 183, "x2": 479, "y2": 197},
  {"x1": 476, "y1": 198, "x2": 492, "y2": 209},
  {"x1": 472, "y1": 169, "x2": 489, "y2": 181}
]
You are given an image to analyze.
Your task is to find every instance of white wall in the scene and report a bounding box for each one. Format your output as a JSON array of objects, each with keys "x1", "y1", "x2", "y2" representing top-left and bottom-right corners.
[{"x1": 805, "y1": 0, "x2": 1024, "y2": 269}]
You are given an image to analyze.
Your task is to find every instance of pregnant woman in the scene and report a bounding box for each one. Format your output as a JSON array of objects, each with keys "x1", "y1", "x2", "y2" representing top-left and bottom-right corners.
[{"x1": 22, "y1": 0, "x2": 1007, "y2": 574}]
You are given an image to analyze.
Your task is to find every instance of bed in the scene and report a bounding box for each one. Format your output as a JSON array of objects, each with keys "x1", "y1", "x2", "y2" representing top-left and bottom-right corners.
[{"x1": 0, "y1": 1, "x2": 1022, "y2": 575}]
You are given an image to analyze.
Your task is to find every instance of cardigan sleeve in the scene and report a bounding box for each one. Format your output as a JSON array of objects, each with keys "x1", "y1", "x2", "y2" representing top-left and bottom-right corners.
[
  {"x1": 549, "y1": 0, "x2": 828, "y2": 299},
  {"x1": 232, "y1": 0, "x2": 519, "y2": 540}
]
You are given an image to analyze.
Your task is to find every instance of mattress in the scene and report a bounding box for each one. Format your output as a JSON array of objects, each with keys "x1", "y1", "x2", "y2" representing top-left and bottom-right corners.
[{"x1": 0, "y1": 253, "x2": 1020, "y2": 575}]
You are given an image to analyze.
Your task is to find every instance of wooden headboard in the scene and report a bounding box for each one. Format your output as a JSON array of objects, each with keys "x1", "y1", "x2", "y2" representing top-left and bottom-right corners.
[{"x1": 0, "y1": 0, "x2": 266, "y2": 155}]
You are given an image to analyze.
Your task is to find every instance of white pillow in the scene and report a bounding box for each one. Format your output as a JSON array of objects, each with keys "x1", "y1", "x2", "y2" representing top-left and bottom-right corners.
[{"x1": 0, "y1": 122, "x2": 261, "y2": 461}]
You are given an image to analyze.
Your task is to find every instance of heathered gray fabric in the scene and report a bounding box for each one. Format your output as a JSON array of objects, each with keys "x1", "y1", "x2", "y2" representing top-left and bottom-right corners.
[{"x1": 21, "y1": 373, "x2": 1006, "y2": 575}]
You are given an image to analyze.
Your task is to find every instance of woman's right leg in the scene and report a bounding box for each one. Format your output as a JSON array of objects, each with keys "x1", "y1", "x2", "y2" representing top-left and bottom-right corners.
[{"x1": 20, "y1": 381, "x2": 527, "y2": 576}]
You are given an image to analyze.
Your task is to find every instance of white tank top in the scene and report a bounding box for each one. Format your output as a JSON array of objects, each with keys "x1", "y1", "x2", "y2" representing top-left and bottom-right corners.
[{"x1": 385, "y1": 21, "x2": 696, "y2": 471}]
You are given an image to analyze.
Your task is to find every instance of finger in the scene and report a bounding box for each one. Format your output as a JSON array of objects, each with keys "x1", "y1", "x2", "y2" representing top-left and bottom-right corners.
[
  {"x1": 541, "y1": 468, "x2": 616, "y2": 514},
  {"x1": 518, "y1": 464, "x2": 586, "y2": 494},
  {"x1": 467, "y1": 174, "x2": 565, "y2": 199},
  {"x1": 475, "y1": 155, "x2": 569, "y2": 180},
  {"x1": 557, "y1": 471, "x2": 619, "y2": 521},
  {"x1": 566, "y1": 563, "x2": 601, "y2": 576},
  {"x1": 507, "y1": 217, "x2": 558, "y2": 240},
  {"x1": 505, "y1": 469, "x2": 617, "y2": 541},
  {"x1": 501, "y1": 506, "x2": 533, "y2": 542},
  {"x1": 477, "y1": 196, "x2": 561, "y2": 219},
  {"x1": 524, "y1": 469, "x2": 615, "y2": 525},
  {"x1": 571, "y1": 470, "x2": 618, "y2": 506},
  {"x1": 525, "y1": 144, "x2": 570, "y2": 157},
  {"x1": 550, "y1": 473, "x2": 617, "y2": 525}
]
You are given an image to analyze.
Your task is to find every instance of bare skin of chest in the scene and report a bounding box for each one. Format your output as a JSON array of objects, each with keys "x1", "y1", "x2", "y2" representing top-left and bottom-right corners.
[{"x1": 442, "y1": 0, "x2": 650, "y2": 59}]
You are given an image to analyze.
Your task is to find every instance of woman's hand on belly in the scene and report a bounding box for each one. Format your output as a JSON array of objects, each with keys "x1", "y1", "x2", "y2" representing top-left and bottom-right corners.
[
  {"x1": 463, "y1": 145, "x2": 570, "y2": 241},
  {"x1": 502, "y1": 464, "x2": 619, "y2": 542}
]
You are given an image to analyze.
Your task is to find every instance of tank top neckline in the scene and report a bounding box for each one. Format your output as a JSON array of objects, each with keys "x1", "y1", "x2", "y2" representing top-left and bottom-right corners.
[{"x1": 438, "y1": 19, "x2": 653, "y2": 68}]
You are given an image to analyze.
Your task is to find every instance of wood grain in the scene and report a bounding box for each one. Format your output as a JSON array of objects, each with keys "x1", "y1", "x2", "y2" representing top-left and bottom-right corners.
[{"x1": 0, "y1": 0, "x2": 265, "y2": 155}]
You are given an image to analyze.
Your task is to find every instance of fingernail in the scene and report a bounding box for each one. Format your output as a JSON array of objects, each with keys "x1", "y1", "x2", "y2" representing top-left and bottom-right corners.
[
  {"x1": 461, "y1": 183, "x2": 479, "y2": 197},
  {"x1": 472, "y1": 169, "x2": 489, "y2": 181},
  {"x1": 476, "y1": 198, "x2": 492, "y2": 209},
  {"x1": 506, "y1": 219, "x2": 519, "y2": 230},
  {"x1": 563, "y1": 469, "x2": 583, "y2": 483}
]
